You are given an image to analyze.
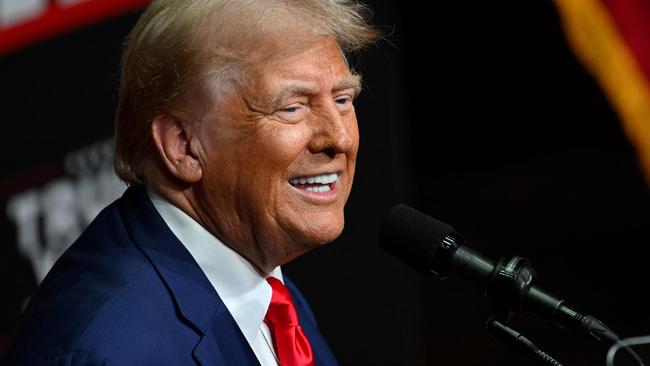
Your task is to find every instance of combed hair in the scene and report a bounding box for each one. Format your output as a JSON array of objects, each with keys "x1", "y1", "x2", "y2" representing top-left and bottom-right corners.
[{"x1": 114, "y1": 0, "x2": 379, "y2": 186}]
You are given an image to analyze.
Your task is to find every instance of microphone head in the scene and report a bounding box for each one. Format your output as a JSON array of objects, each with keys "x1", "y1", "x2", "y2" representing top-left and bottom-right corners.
[{"x1": 378, "y1": 204, "x2": 456, "y2": 275}]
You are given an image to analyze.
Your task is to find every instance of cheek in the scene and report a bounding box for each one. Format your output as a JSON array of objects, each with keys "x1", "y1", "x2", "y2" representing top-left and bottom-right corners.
[
  {"x1": 255, "y1": 125, "x2": 310, "y2": 166},
  {"x1": 234, "y1": 125, "x2": 310, "y2": 205}
]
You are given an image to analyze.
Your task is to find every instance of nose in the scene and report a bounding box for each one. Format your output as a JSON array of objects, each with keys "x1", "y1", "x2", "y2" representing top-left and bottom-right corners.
[{"x1": 307, "y1": 100, "x2": 357, "y2": 157}]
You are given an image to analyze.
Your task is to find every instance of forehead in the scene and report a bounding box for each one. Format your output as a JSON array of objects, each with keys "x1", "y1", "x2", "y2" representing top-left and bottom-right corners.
[{"x1": 243, "y1": 36, "x2": 352, "y2": 92}]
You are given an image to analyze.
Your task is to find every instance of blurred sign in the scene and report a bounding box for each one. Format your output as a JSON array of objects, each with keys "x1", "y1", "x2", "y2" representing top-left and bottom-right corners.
[
  {"x1": 5, "y1": 139, "x2": 125, "y2": 284},
  {"x1": 0, "y1": 137, "x2": 126, "y2": 357},
  {"x1": 0, "y1": 0, "x2": 149, "y2": 55}
]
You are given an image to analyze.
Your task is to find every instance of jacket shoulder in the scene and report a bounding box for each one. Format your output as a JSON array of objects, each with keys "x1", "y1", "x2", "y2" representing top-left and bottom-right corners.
[{"x1": 3, "y1": 191, "x2": 197, "y2": 365}]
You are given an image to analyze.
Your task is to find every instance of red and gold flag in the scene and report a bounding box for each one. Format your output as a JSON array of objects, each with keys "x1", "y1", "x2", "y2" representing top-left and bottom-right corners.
[{"x1": 554, "y1": 0, "x2": 650, "y2": 183}]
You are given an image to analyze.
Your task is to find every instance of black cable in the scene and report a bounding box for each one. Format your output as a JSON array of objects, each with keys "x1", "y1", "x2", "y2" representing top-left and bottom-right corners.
[
  {"x1": 607, "y1": 335, "x2": 648, "y2": 366},
  {"x1": 487, "y1": 318, "x2": 564, "y2": 366}
]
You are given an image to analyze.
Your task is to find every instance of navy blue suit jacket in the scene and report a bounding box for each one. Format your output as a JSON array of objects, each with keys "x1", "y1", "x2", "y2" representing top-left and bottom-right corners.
[{"x1": 3, "y1": 187, "x2": 338, "y2": 366}]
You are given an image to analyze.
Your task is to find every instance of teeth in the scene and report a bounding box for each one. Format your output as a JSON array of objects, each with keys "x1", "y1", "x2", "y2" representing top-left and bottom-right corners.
[
  {"x1": 306, "y1": 185, "x2": 331, "y2": 193},
  {"x1": 289, "y1": 173, "x2": 339, "y2": 186}
]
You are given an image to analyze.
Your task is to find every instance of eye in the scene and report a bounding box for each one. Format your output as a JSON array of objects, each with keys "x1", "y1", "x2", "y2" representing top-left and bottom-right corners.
[
  {"x1": 276, "y1": 103, "x2": 308, "y2": 123},
  {"x1": 281, "y1": 105, "x2": 301, "y2": 113},
  {"x1": 334, "y1": 95, "x2": 353, "y2": 111}
]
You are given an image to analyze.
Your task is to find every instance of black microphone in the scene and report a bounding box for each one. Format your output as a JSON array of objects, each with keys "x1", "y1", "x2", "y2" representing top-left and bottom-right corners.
[{"x1": 378, "y1": 204, "x2": 619, "y2": 343}]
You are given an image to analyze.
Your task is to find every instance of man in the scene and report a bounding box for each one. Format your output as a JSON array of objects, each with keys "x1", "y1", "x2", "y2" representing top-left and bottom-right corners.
[{"x1": 2, "y1": 0, "x2": 377, "y2": 365}]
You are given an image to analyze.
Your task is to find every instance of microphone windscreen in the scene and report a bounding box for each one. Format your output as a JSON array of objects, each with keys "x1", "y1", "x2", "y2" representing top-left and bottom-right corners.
[{"x1": 378, "y1": 204, "x2": 456, "y2": 275}]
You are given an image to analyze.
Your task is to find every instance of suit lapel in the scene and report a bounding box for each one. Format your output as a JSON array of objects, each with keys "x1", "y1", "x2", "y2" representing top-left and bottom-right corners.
[
  {"x1": 193, "y1": 308, "x2": 261, "y2": 366},
  {"x1": 117, "y1": 187, "x2": 259, "y2": 366}
]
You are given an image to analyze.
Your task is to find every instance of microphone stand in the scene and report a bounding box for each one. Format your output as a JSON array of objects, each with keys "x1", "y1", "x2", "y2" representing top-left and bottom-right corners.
[
  {"x1": 477, "y1": 253, "x2": 567, "y2": 365},
  {"x1": 487, "y1": 317, "x2": 565, "y2": 366}
]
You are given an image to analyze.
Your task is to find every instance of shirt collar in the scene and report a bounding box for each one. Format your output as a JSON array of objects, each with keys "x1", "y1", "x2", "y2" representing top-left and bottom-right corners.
[{"x1": 147, "y1": 190, "x2": 282, "y2": 347}]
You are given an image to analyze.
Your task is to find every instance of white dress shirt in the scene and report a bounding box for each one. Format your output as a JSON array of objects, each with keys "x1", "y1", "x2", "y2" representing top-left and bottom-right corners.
[{"x1": 148, "y1": 191, "x2": 280, "y2": 366}]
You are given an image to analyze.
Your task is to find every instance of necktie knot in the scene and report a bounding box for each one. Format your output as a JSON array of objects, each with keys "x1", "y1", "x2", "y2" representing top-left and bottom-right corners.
[
  {"x1": 266, "y1": 278, "x2": 300, "y2": 326},
  {"x1": 264, "y1": 277, "x2": 314, "y2": 366}
]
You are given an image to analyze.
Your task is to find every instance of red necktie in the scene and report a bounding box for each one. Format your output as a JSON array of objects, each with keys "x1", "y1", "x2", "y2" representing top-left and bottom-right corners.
[{"x1": 264, "y1": 277, "x2": 315, "y2": 366}]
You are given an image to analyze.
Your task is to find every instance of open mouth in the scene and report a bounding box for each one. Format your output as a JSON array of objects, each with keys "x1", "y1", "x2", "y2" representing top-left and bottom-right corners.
[{"x1": 289, "y1": 172, "x2": 340, "y2": 193}]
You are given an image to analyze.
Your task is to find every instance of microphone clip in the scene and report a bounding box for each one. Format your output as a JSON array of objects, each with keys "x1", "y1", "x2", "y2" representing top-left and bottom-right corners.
[{"x1": 486, "y1": 256, "x2": 536, "y2": 313}]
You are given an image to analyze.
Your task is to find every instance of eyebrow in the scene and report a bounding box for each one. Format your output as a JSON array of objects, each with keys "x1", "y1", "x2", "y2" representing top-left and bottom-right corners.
[
  {"x1": 266, "y1": 74, "x2": 362, "y2": 108},
  {"x1": 333, "y1": 74, "x2": 362, "y2": 96}
]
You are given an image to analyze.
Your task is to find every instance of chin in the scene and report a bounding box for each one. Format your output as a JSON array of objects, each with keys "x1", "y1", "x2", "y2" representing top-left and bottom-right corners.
[
  {"x1": 298, "y1": 214, "x2": 345, "y2": 247},
  {"x1": 277, "y1": 216, "x2": 344, "y2": 267}
]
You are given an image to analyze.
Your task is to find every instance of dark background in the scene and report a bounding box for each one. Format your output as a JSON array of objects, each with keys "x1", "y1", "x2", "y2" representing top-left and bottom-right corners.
[{"x1": 2, "y1": 1, "x2": 649, "y2": 365}]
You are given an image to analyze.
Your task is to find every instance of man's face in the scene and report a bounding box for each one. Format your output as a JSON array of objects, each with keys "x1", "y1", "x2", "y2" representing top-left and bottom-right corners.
[{"x1": 193, "y1": 36, "x2": 360, "y2": 270}]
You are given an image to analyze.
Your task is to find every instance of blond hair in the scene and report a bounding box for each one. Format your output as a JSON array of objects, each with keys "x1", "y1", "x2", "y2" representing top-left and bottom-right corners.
[{"x1": 114, "y1": 0, "x2": 379, "y2": 185}]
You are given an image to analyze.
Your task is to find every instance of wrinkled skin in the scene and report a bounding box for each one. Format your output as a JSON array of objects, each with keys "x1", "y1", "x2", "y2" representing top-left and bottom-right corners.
[{"x1": 152, "y1": 36, "x2": 360, "y2": 275}]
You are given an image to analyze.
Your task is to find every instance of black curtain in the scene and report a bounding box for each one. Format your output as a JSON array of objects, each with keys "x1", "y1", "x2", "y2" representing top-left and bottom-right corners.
[{"x1": 2, "y1": 1, "x2": 649, "y2": 365}]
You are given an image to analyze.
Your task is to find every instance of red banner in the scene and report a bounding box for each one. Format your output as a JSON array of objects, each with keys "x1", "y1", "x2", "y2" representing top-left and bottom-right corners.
[
  {"x1": 0, "y1": 0, "x2": 150, "y2": 56},
  {"x1": 601, "y1": 0, "x2": 650, "y2": 86}
]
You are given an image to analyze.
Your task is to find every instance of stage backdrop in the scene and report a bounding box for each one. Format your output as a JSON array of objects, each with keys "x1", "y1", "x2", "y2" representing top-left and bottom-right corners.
[{"x1": 1, "y1": 1, "x2": 649, "y2": 365}]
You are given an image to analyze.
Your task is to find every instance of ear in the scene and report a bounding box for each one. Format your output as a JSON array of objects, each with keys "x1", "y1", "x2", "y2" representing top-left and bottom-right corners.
[{"x1": 151, "y1": 114, "x2": 203, "y2": 184}]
